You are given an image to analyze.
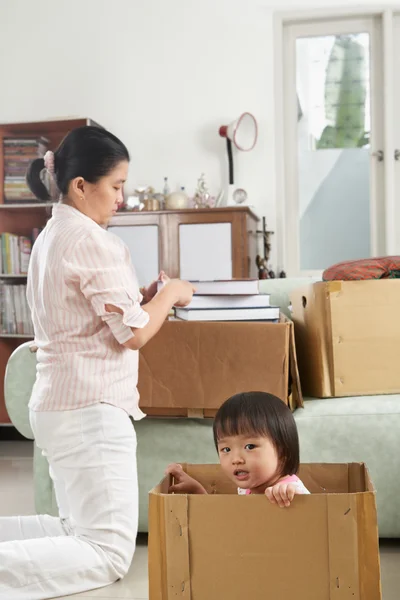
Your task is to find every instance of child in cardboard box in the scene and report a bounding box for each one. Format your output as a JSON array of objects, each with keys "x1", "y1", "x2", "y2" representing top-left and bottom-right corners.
[{"x1": 166, "y1": 392, "x2": 309, "y2": 507}]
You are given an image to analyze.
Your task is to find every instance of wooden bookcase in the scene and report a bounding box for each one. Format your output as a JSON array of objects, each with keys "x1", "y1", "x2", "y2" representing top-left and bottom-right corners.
[{"x1": 0, "y1": 118, "x2": 99, "y2": 424}]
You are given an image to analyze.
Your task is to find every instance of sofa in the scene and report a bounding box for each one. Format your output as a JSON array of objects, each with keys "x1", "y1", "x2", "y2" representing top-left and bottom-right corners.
[{"x1": 5, "y1": 278, "x2": 400, "y2": 536}]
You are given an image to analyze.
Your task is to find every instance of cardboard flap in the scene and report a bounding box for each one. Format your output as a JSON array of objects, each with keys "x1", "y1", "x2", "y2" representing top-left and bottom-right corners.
[
  {"x1": 299, "y1": 463, "x2": 368, "y2": 494},
  {"x1": 356, "y1": 492, "x2": 382, "y2": 599},
  {"x1": 327, "y1": 494, "x2": 360, "y2": 597},
  {"x1": 184, "y1": 464, "x2": 237, "y2": 495},
  {"x1": 288, "y1": 320, "x2": 303, "y2": 409},
  {"x1": 290, "y1": 283, "x2": 335, "y2": 397},
  {"x1": 364, "y1": 466, "x2": 376, "y2": 493},
  {"x1": 348, "y1": 463, "x2": 366, "y2": 493},
  {"x1": 164, "y1": 494, "x2": 191, "y2": 598},
  {"x1": 148, "y1": 493, "x2": 167, "y2": 600},
  {"x1": 153, "y1": 463, "x2": 373, "y2": 497}
]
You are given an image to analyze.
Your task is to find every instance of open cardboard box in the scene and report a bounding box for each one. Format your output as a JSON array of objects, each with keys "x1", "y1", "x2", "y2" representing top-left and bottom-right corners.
[
  {"x1": 149, "y1": 462, "x2": 381, "y2": 600},
  {"x1": 139, "y1": 316, "x2": 302, "y2": 417},
  {"x1": 291, "y1": 280, "x2": 400, "y2": 397}
]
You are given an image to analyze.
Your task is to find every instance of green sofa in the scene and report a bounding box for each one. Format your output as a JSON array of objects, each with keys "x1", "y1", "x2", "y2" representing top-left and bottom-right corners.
[{"x1": 5, "y1": 279, "x2": 399, "y2": 536}]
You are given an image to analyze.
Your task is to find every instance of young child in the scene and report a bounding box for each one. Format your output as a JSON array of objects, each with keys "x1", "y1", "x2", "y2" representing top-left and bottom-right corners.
[{"x1": 166, "y1": 391, "x2": 309, "y2": 507}]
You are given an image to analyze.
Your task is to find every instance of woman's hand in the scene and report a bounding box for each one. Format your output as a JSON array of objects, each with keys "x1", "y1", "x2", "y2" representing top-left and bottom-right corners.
[
  {"x1": 164, "y1": 280, "x2": 196, "y2": 307},
  {"x1": 265, "y1": 482, "x2": 300, "y2": 508},
  {"x1": 165, "y1": 463, "x2": 207, "y2": 494},
  {"x1": 141, "y1": 271, "x2": 170, "y2": 304},
  {"x1": 141, "y1": 273, "x2": 195, "y2": 308}
]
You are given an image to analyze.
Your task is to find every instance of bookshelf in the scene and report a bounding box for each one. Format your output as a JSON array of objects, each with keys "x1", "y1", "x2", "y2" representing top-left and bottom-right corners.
[
  {"x1": 1, "y1": 334, "x2": 33, "y2": 339},
  {"x1": 0, "y1": 203, "x2": 51, "y2": 210},
  {"x1": 0, "y1": 118, "x2": 99, "y2": 424}
]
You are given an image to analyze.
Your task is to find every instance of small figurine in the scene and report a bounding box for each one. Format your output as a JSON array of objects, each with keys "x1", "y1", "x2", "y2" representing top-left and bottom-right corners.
[
  {"x1": 196, "y1": 173, "x2": 208, "y2": 196},
  {"x1": 255, "y1": 217, "x2": 281, "y2": 280},
  {"x1": 256, "y1": 255, "x2": 269, "y2": 280},
  {"x1": 193, "y1": 173, "x2": 211, "y2": 208}
]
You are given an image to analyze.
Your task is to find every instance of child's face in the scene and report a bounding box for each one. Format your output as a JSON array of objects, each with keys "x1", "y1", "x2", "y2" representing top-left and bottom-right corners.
[{"x1": 217, "y1": 434, "x2": 280, "y2": 493}]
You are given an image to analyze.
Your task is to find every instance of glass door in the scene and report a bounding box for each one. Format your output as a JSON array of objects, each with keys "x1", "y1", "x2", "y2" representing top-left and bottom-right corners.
[{"x1": 282, "y1": 17, "x2": 384, "y2": 275}]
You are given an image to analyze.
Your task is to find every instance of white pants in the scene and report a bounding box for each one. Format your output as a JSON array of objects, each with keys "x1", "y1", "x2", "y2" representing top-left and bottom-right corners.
[{"x1": 0, "y1": 403, "x2": 139, "y2": 600}]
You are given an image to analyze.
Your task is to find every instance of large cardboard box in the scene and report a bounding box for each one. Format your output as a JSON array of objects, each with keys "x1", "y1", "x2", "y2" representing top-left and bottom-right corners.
[
  {"x1": 291, "y1": 280, "x2": 400, "y2": 397},
  {"x1": 149, "y1": 462, "x2": 381, "y2": 600},
  {"x1": 138, "y1": 317, "x2": 302, "y2": 417}
]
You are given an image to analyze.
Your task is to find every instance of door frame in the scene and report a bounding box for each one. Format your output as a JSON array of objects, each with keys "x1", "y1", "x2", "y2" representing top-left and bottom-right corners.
[{"x1": 274, "y1": 7, "x2": 396, "y2": 276}]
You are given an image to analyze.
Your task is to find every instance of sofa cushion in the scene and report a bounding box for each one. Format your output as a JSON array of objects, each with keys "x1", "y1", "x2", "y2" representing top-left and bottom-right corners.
[
  {"x1": 295, "y1": 396, "x2": 400, "y2": 537},
  {"x1": 4, "y1": 342, "x2": 35, "y2": 439},
  {"x1": 258, "y1": 278, "x2": 319, "y2": 317}
]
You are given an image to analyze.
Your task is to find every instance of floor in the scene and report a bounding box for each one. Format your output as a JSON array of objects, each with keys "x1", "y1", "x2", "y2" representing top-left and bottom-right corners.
[{"x1": 0, "y1": 441, "x2": 399, "y2": 600}]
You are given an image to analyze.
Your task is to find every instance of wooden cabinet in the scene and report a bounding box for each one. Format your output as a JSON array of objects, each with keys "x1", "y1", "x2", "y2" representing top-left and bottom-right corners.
[{"x1": 109, "y1": 207, "x2": 259, "y2": 286}]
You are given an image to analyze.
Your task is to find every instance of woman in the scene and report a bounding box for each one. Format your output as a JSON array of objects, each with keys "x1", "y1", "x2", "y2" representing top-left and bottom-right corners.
[{"x1": 0, "y1": 126, "x2": 194, "y2": 599}]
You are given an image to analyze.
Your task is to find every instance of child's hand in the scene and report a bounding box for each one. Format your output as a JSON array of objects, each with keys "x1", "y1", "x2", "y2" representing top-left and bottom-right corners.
[
  {"x1": 265, "y1": 482, "x2": 300, "y2": 508},
  {"x1": 165, "y1": 463, "x2": 207, "y2": 495}
]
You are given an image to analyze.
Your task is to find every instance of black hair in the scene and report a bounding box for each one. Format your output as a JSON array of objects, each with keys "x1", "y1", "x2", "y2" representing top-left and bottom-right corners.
[
  {"x1": 26, "y1": 126, "x2": 130, "y2": 202},
  {"x1": 213, "y1": 391, "x2": 300, "y2": 477}
]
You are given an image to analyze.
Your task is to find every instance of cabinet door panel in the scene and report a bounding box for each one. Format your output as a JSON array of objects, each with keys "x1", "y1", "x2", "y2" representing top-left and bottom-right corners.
[
  {"x1": 109, "y1": 225, "x2": 159, "y2": 287},
  {"x1": 179, "y1": 222, "x2": 232, "y2": 280}
]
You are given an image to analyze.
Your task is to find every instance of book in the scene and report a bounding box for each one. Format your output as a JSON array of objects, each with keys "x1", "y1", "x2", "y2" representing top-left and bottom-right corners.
[
  {"x1": 19, "y1": 237, "x2": 32, "y2": 274},
  {"x1": 0, "y1": 233, "x2": 32, "y2": 275},
  {"x1": 158, "y1": 279, "x2": 260, "y2": 296},
  {"x1": 3, "y1": 137, "x2": 48, "y2": 202},
  {"x1": 0, "y1": 281, "x2": 33, "y2": 335},
  {"x1": 11, "y1": 235, "x2": 20, "y2": 275},
  {"x1": 4, "y1": 234, "x2": 11, "y2": 273},
  {"x1": 174, "y1": 306, "x2": 280, "y2": 322},
  {"x1": 182, "y1": 294, "x2": 270, "y2": 310}
]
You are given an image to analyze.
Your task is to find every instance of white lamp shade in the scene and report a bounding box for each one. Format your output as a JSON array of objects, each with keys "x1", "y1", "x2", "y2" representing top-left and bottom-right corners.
[{"x1": 219, "y1": 112, "x2": 258, "y2": 151}]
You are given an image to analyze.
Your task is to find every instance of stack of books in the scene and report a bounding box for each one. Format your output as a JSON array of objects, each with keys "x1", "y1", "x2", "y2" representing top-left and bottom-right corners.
[
  {"x1": 159, "y1": 279, "x2": 279, "y2": 322},
  {"x1": 0, "y1": 233, "x2": 32, "y2": 275},
  {"x1": 4, "y1": 137, "x2": 48, "y2": 203},
  {"x1": 0, "y1": 281, "x2": 33, "y2": 336}
]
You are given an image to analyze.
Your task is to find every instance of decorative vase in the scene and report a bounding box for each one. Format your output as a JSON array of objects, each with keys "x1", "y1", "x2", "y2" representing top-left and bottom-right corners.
[{"x1": 166, "y1": 191, "x2": 188, "y2": 210}]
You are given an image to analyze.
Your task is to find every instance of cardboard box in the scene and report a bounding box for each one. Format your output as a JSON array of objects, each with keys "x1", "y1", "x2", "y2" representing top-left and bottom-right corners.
[
  {"x1": 291, "y1": 280, "x2": 400, "y2": 397},
  {"x1": 138, "y1": 317, "x2": 302, "y2": 417},
  {"x1": 149, "y1": 462, "x2": 381, "y2": 600}
]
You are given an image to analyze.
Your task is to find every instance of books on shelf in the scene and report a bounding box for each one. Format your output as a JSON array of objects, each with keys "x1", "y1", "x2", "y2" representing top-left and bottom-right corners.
[
  {"x1": 0, "y1": 233, "x2": 32, "y2": 275},
  {"x1": 158, "y1": 278, "x2": 260, "y2": 296},
  {"x1": 0, "y1": 281, "x2": 33, "y2": 336},
  {"x1": 175, "y1": 306, "x2": 280, "y2": 322},
  {"x1": 3, "y1": 137, "x2": 48, "y2": 203}
]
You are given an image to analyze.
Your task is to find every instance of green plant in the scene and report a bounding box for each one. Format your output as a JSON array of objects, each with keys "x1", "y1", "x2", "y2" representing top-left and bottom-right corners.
[{"x1": 317, "y1": 35, "x2": 368, "y2": 149}]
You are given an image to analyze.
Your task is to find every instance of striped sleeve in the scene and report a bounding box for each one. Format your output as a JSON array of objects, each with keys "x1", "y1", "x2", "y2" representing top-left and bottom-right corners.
[{"x1": 65, "y1": 229, "x2": 149, "y2": 344}]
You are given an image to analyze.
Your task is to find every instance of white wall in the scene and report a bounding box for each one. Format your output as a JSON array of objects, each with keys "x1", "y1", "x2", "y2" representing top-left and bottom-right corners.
[{"x1": 1, "y1": 0, "x2": 399, "y2": 269}]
